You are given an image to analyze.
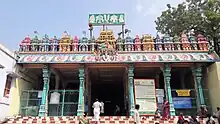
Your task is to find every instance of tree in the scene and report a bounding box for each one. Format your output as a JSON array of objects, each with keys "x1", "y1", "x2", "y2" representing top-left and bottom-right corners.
[{"x1": 155, "y1": 0, "x2": 220, "y2": 53}]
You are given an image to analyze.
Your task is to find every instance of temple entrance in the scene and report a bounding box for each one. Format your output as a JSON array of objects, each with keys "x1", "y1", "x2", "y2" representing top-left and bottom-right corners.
[{"x1": 89, "y1": 67, "x2": 126, "y2": 116}]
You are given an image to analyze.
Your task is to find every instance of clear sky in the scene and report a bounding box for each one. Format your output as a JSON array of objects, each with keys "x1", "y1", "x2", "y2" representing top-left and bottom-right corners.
[{"x1": 0, "y1": 0, "x2": 183, "y2": 50}]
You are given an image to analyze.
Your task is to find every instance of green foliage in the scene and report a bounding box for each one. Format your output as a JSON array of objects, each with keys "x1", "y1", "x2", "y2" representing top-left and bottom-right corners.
[{"x1": 155, "y1": 0, "x2": 220, "y2": 39}]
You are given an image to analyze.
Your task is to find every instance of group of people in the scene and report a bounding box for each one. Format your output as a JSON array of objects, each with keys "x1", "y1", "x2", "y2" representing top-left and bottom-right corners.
[
  {"x1": 91, "y1": 98, "x2": 141, "y2": 124},
  {"x1": 92, "y1": 99, "x2": 122, "y2": 123},
  {"x1": 81, "y1": 99, "x2": 220, "y2": 124},
  {"x1": 176, "y1": 106, "x2": 220, "y2": 124},
  {"x1": 160, "y1": 100, "x2": 220, "y2": 124}
]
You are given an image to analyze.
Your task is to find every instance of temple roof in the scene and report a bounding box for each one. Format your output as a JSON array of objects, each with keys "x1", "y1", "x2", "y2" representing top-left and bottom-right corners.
[{"x1": 16, "y1": 31, "x2": 219, "y2": 63}]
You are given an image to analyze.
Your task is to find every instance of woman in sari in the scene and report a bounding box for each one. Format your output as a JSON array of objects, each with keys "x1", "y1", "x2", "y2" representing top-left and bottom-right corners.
[{"x1": 162, "y1": 100, "x2": 170, "y2": 120}]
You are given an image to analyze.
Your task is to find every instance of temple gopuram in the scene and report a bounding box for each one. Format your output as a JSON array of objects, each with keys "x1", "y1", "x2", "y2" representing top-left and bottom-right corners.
[{"x1": 9, "y1": 13, "x2": 220, "y2": 123}]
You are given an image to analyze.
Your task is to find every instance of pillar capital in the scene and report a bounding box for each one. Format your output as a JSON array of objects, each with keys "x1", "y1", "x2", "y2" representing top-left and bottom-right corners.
[{"x1": 128, "y1": 64, "x2": 134, "y2": 77}]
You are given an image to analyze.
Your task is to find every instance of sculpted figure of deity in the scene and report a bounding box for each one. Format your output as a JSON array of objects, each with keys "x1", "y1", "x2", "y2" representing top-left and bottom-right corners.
[
  {"x1": 155, "y1": 35, "x2": 163, "y2": 51},
  {"x1": 173, "y1": 35, "x2": 181, "y2": 50},
  {"x1": 197, "y1": 34, "x2": 208, "y2": 51},
  {"x1": 59, "y1": 31, "x2": 71, "y2": 52},
  {"x1": 72, "y1": 36, "x2": 79, "y2": 51},
  {"x1": 116, "y1": 33, "x2": 124, "y2": 51},
  {"x1": 41, "y1": 34, "x2": 50, "y2": 52},
  {"x1": 79, "y1": 36, "x2": 89, "y2": 51},
  {"x1": 125, "y1": 36, "x2": 134, "y2": 51},
  {"x1": 189, "y1": 31, "x2": 198, "y2": 50},
  {"x1": 89, "y1": 36, "x2": 96, "y2": 51},
  {"x1": 134, "y1": 35, "x2": 142, "y2": 51},
  {"x1": 50, "y1": 36, "x2": 59, "y2": 51},
  {"x1": 181, "y1": 32, "x2": 191, "y2": 50},
  {"x1": 163, "y1": 34, "x2": 174, "y2": 51},
  {"x1": 142, "y1": 34, "x2": 155, "y2": 51},
  {"x1": 31, "y1": 31, "x2": 41, "y2": 51},
  {"x1": 20, "y1": 35, "x2": 31, "y2": 52}
]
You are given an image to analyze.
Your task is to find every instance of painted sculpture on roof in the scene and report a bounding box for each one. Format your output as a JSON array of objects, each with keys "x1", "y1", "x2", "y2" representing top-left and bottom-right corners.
[{"x1": 18, "y1": 30, "x2": 210, "y2": 53}]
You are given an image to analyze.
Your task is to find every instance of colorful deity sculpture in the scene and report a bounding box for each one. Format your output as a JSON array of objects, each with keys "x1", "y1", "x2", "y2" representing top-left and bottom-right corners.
[
  {"x1": 50, "y1": 36, "x2": 59, "y2": 51},
  {"x1": 89, "y1": 36, "x2": 96, "y2": 51},
  {"x1": 20, "y1": 35, "x2": 31, "y2": 51},
  {"x1": 189, "y1": 31, "x2": 198, "y2": 50},
  {"x1": 31, "y1": 31, "x2": 41, "y2": 51},
  {"x1": 142, "y1": 34, "x2": 154, "y2": 51},
  {"x1": 41, "y1": 34, "x2": 50, "y2": 52},
  {"x1": 106, "y1": 30, "x2": 116, "y2": 49},
  {"x1": 125, "y1": 35, "x2": 134, "y2": 51},
  {"x1": 181, "y1": 32, "x2": 191, "y2": 50},
  {"x1": 134, "y1": 35, "x2": 142, "y2": 51},
  {"x1": 59, "y1": 31, "x2": 71, "y2": 52},
  {"x1": 173, "y1": 35, "x2": 181, "y2": 50},
  {"x1": 116, "y1": 34, "x2": 124, "y2": 51},
  {"x1": 72, "y1": 36, "x2": 79, "y2": 51},
  {"x1": 155, "y1": 35, "x2": 163, "y2": 51},
  {"x1": 163, "y1": 34, "x2": 174, "y2": 51},
  {"x1": 197, "y1": 34, "x2": 208, "y2": 50},
  {"x1": 79, "y1": 36, "x2": 89, "y2": 51},
  {"x1": 96, "y1": 30, "x2": 116, "y2": 53}
]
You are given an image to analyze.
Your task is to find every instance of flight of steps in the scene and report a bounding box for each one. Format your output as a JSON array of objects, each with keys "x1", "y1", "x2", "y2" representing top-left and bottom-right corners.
[{"x1": 2, "y1": 116, "x2": 218, "y2": 124}]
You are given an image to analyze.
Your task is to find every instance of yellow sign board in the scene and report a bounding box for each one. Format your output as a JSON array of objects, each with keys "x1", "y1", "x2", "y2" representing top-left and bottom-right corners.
[{"x1": 176, "y1": 90, "x2": 191, "y2": 96}]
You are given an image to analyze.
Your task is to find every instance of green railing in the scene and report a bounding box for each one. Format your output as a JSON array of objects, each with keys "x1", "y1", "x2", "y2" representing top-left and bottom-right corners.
[
  {"x1": 48, "y1": 90, "x2": 79, "y2": 116},
  {"x1": 20, "y1": 90, "x2": 79, "y2": 116},
  {"x1": 171, "y1": 89, "x2": 211, "y2": 116}
]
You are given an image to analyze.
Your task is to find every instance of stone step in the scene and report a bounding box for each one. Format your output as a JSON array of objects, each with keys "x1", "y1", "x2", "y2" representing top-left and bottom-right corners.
[{"x1": 2, "y1": 116, "x2": 218, "y2": 124}]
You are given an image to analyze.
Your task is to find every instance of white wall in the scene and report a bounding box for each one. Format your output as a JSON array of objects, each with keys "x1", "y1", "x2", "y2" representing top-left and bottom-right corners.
[{"x1": 0, "y1": 44, "x2": 17, "y2": 120}]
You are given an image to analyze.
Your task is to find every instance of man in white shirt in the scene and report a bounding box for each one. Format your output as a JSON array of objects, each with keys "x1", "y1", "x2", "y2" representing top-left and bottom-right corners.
[
  {"x1": 100, "y1": 100, "x2": 104, "y2": 116},
  {"x1": 92, "y1": 99, "x2": 102, "y2": 123},
  {"x1": 134, "y1": 104, "x2": 141, "y2": 124}
]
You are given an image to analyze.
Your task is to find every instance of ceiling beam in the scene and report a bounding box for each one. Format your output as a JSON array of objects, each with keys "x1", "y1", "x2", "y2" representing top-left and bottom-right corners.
[
  {"x1": 23, "y1": 64, "x2": 44, "y2": 69},
  {"x1": 50, "y1": 64, "x2": 80, "y2": 69}
]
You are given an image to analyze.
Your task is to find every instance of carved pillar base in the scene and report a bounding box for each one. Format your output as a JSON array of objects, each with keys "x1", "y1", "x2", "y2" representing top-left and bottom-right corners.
[
  {"x1": 38, "y1": 65, "x2": 51, "y2": 117},
  {"x1": 77, "y1": 66, "x2": 85, "y2": 116}
]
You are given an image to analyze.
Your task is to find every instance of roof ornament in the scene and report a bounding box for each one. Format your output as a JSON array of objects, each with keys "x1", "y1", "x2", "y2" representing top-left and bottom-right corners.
[{"x1": 125, "y1": 29, "x2": 131, "y2": 37}]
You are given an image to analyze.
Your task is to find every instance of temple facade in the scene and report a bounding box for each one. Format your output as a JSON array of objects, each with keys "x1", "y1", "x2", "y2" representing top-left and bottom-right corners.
[
  {"x1": 13, "y1": 29, "x2": 219, "y2": 117},
  {"x1": 8, "y1": 13, "x2": 220, "y2": 118}
]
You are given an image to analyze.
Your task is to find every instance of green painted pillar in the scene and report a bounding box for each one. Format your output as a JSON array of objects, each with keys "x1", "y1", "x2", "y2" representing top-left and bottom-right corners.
[
  {"x1": 128, "y1": 64, "x2": 135, "y2": 116},
  {"x1": 163, "y1": 63, "x2": 175, "y2": 116},
  {"x1": 191, "y1": 66, "x2": 205, "y2": 106},
  {"x1": 77, "y1": 66, "x2": 85, "y2": 116},
  {"x1": 38, "y1": 65, "x2": 51, "y2": 117}
]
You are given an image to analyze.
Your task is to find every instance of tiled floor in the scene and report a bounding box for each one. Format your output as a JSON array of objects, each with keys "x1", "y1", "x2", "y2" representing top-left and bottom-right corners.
[{"x1": 3, "y1": 116, "x2": 218, "y2": 124}]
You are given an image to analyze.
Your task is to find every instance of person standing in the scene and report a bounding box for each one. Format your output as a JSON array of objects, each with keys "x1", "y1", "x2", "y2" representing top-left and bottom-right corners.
[
  {"x1": 114, "y1": 105, "x2": 120, "y2": 116},
  {"x1": 92, "y1": 99, "x2": 102, "y2": 123},
  {"x1": 214, "y1": 107, "x2": 220, "y2": 123},
  {"x1": 100, "y1": 100, "x2": 104, "y2": 116},
  {"x1": 134, "y1": 104, "x2": 141, "y2": 124},
  {"x1": 84, "y1": 101, "x2": 88, "y2": 116},
  {"x1": 162, "y1": 100, "x2": 170, "y2": 120}
]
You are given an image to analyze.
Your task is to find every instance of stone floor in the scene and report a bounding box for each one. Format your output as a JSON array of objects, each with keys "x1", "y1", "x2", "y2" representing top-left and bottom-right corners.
[{"x1": 2, "y1": 116, "x2": 218, "y2": 124}]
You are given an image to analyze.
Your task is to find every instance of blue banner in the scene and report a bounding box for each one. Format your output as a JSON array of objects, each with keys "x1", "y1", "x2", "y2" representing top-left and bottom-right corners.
[{"x1": 173, "y1": 97, "x2": 192, "y2": 108}]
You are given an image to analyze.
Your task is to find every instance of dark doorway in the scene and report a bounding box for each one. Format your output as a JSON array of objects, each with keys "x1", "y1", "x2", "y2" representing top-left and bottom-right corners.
[{"x1": 90, "y1": 67, "x2": 125, "y2": 116}]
